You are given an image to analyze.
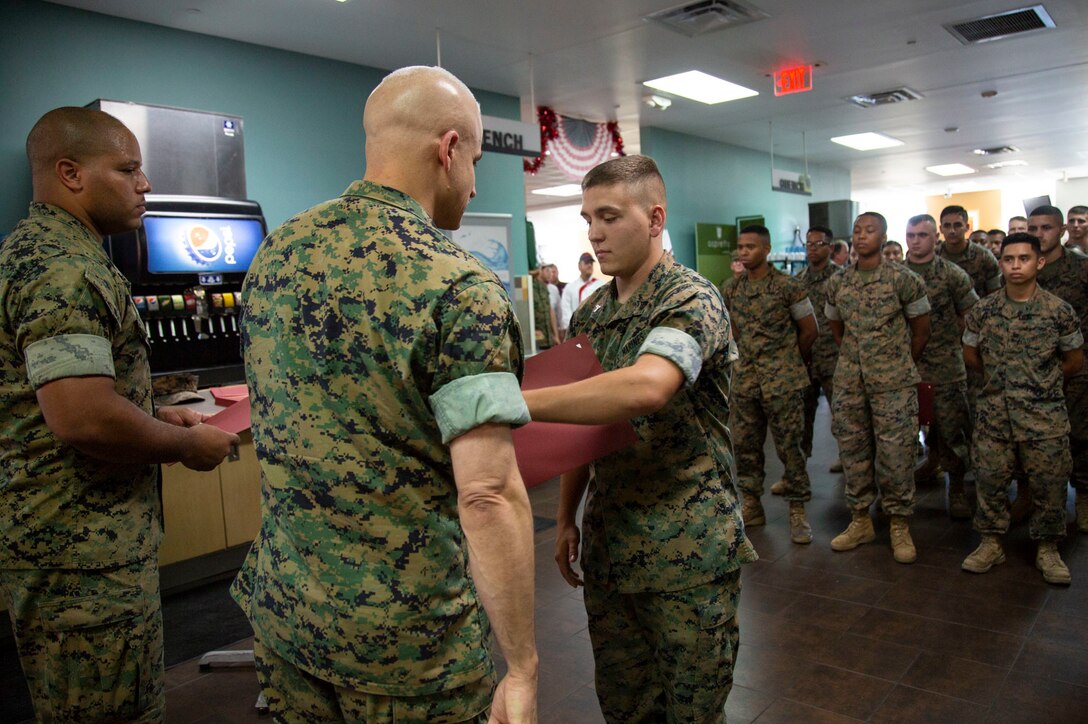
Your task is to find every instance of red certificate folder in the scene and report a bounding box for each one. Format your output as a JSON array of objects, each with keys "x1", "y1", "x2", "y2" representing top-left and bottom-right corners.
[
  {"x1": 512, "y1": 334, "x2": 638, "y2": 488},
  {"x1": 210, "y1": 384, "x2": 249, "y2": 407},
  {"x1": 205, "y1": 395, "x2": 252, "y2": 435}
]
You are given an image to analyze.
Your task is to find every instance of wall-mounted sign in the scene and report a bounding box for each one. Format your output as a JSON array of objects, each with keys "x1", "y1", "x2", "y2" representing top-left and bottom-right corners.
[
  {"x1": 773, "y1": 65, "x2": 813, "y2": 96},
  {"x1": 772, "y1": 169, "x2": 812, "y2": 196},
  {"x1": 482, "y1": 115, "x2": 541, "y2": 158}
]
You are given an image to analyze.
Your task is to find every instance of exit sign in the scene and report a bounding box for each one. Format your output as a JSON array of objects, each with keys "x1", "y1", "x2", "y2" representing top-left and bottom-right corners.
[{"x1": 774, "y1": 65, "x2": 813, "y2": 96}]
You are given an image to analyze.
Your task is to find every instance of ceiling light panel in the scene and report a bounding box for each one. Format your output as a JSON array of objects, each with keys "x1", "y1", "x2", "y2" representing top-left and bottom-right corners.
[
  {"x1": 531, "y1": 184, "x2": 583, "y2": 197},
  {"x1": 643, "y1": 71, "x2": 758, "y2": 104},
  {"x1": 926, "y1": 163, "x2": 976, "y2": 176},
  {"x1": 830, "y1": 132, "x2": 904, "y2": 151}
]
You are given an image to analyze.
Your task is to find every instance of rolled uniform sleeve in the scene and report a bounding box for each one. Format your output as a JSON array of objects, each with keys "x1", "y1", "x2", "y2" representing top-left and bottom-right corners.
[
  {"x1": 789, "y1": 297, "x2": 814, "y2": 321},
  {"x1": 429, "y1": 280, "x2": 529, "y2": 443},
  {"x1": 640, "y1": 285, "x2": 729, "y2": 387},
  {"x1": 953, "y1": 271, "x2": 981, "y2": 315},
  {"x1": 1057, "y1": 303, "x2": 1085, "y2": 353},
  {"x1": 962, "y1": 306, "x2": 982, "y2": 348},
  {"x1": 639, "y1": 326, "x2": 703, "y2": 386},
  {"x1": 900, "y1": 272, "x2": 931, "y2": 318},
  {"x1": 824, "y1": 274, "x2": 842, "y2": 322}
]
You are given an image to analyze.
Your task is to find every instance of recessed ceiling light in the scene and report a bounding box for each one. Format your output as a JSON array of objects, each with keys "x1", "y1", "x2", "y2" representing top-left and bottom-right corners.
[
  {"x1": 926, "y1": 163, "x2": 976, "y2": 176},
  {"x1": 985, "y1": 159, "x2": 1029, "y2": 169},
  {"x1": 531, "y1": 184, "x2": 583, "y2": 198},
  {"x1": 643, "y1": 70, "x2": 758, "y2": 104},
  {"x1": 830, "y1": 132, "x2": 904, "y2": 151}
]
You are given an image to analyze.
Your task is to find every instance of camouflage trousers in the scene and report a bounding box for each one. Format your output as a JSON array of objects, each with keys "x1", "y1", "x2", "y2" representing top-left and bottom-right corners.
[
  {"x1": 802, "y1": 372, "x2": 835, "y2": 459},
  {"x1": 252, "y1": 635, "x2": 493, "y2": 723},
  {"x1": 1065, "y1": 375, "x2": 1088, "y2": 492},
  {"x1": 928, "y1": 380, "x2": 972, "y2": 476},
  {"x1": 584, "y1": 570, "x2": 741, "y2": 724},
  {"x1": 965, "y1": 365, "x2": 983, "y2": 430},
  {"x1": 973, "y1": 432, "x2": 1071, "y2": 540},
  {"x1": 832, "y1": 385, "x2": 918, "y2": 516},
  {"x1": 0, "y1": 558, "x2": 164, "y2": 723},
  {"x1": 734, "y1": 388, "x2": 812, "y2": 502}
]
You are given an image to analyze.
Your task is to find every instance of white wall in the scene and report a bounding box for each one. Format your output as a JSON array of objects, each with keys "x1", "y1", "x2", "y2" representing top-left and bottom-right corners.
[{"x1": 528, "y1": 204, "x2": 600, "y2": 283}]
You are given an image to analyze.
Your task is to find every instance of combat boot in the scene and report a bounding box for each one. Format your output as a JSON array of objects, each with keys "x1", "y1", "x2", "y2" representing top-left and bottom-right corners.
[
  {"x1": 830, "y1": 510, "x2": 874, "y2": 551},
  {"x1": 1077, "y1": 493, "x2": 1088, "y2": 534},
  {"x1": 947, "y1": 474, "x2": 971, "y2": 520},
  {"x1": 741, "y1": 493, "x2": 766, "y2": 527},
  {"x1": 770, "y1": 478, "x2": 787, "y2": 495},
  {"x1": 1036, "y1": 541, "x2": 1072, "y2": 585},
  {"x1": 961, "y1": 534, "x2": 1005, "y2": 573},
  {"x1": 889, "y1": 516, "x2": 917, "y2": 564},
  {"x1": 829, "y1": 459, "x2": 844, "y2": 473},
  {"x1": 1009, "y1": 480, "x2": 1032, "y2": 524},
  {"x1": 789, "y1": 502, "x2": 812, "y2": 545}
]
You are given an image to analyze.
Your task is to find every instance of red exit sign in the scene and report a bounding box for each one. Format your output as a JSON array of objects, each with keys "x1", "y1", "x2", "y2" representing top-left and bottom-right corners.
[{"x1": 774, "y1": 65, "x2": 813, "y2": 96}]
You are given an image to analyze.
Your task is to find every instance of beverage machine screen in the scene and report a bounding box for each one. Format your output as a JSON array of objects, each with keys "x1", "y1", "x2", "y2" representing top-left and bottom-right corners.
[{"x1": 144, "y1": 216, "x2": 264, "y2": 274}]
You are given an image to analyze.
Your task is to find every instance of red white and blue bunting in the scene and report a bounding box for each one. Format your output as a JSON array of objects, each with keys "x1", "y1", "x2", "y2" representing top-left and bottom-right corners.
[{"x1": 524, "y1": 106, "x2": 625, "y2": 178}]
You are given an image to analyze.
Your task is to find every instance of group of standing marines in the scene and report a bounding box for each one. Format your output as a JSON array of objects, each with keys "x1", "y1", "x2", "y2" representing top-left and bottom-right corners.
[{"x1": 722, "y1": 203, "x2": 1087, "y2": 585}]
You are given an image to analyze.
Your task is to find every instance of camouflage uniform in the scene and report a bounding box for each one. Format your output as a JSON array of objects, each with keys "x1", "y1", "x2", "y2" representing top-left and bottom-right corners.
[
  {"x1": 0, "y1": 203, "x2": 163, "y2": 722},
  {"x1": 1036, "y1": 247, "x2": 1088, "y2": 495},
  {"x1": 906, "y1": 257, "x2": 979, "y2": 478},
  {"x1": 825, "y1": 262, "x2": 930, "y2": 515},
  {"x1": 569, "y1": 254, "x2": 756, "y2": 723},
  {"x1": 532, "y1": 275, "x2": 557, "y2": 350},
  {"x1": 233, "y1": 182, "x2": 529, "y2": 714},
  {"x1": 721, "y1": 266, "x2": 814, "y2": 501},
  {"x1": 963, "y1": 288, "x2": 1082, "y2": 539},
  {"x1": 797, "y1": 261, "x2": 842, "y2": 457},
  {"x1": 939, "y1": 241, "x2": 1001, "y2": 420}
]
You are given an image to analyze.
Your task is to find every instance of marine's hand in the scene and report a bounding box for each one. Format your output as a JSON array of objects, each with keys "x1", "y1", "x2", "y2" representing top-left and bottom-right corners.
[
  {"x1": 180, "y1": 424, "x2": 240, "y2": 471},
  {"x1": 488, "y1": 672, "x2": 537, "y2": 724},
  {"x1": 156, "y1": 406, "x2": 208, "y2": 427},
  {"x1": 554, "y1": 523, "x2": 583, "y2": 588}
]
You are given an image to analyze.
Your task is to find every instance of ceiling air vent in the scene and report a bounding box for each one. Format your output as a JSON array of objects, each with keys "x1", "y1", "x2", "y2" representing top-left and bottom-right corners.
[
  {"x1": 847, "y1": 87, "x2": 924, "y2": 108},
  {"x1": 973, "y1": 145, "x2": 1020, "y2": 156},
  {"x1": 645, "y1": 0, "x2": 769, "y2": 38},
  {"x1": 945, "y1": 5, "x2": 1055, "y2": 45}
]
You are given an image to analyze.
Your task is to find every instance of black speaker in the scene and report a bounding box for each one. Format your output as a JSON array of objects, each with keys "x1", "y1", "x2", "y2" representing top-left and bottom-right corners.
[{"x1": 808, "y1": 200, "x2": 858, "y2": 239}]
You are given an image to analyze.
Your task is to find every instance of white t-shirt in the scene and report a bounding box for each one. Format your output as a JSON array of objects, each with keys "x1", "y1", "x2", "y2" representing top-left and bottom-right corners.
[{"x1": 560, "y1": 276, "x2": 607, "y2": 330}]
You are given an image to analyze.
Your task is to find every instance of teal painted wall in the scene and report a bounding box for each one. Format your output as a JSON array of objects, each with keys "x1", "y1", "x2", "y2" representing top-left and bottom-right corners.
[
  {"x1": 0, "y1": 0, "x2": 528, "y2": 273},
  {"x1": 640, "y1": 126, "x2": 852, "y2": 268}
]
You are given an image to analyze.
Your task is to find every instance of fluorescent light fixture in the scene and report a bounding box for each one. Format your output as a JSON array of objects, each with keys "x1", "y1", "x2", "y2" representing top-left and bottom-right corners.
[
  {"x1": 985, "y1": 159, "x2": 1029, "y2": 169},
  {"x1": 643, "y1": 70, "x2": 758, "y2": 104},
  {"x1": 830, "y1": 132, "x2": 904, "y2": 151},
  {"x1": 925, "y1": 163, "x2": 976, "y2": 176},
  {"x1": 531, "y1": 184, "x2": 583, "y2": 198}
]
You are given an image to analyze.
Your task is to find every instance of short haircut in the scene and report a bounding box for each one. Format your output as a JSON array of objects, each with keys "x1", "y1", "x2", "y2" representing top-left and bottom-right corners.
[
  {"x1": 1000, "y1": 232, "x2": 1041, "y2": 255},
  {"x1": 808, "y1": 225, "x2": 833, "y2": 240},
  {"x1": 1068, "y1": 205, "x2": 1088, "y2": 216},
  {"x1": 1009, "y1": 215, "x2": 1027, "y2": 224},
  {"x1": 831, "y1": 239, "x2": 850, "y2": 254},
  {"x1": 987, "y1": 229, "x2": 1006, "y2": 237},
  {"x1": 882, "y1": 240, "x2": 903, "y2": 251},
  {"x1": 26, "y1": 106, "x2": 133, "y2": 177},
  {"x1": 1029, "y1": 205, "x2": 1064, "y2": 223},
  {"x1": 907, "y1": 213, "x2": 936, "y2": 228},
  {"x1": 739, "y1": 224, "x2": 770, "y2": 242},
  {"x1": 857, "y1": 211, "x2": 888, "y2": 234},
  {"x1": 582, "y1": 155, "x2": 666, "y2": 207},
  {"x1": 940, "y1": 205, "x2": 968, "y2": 223}
]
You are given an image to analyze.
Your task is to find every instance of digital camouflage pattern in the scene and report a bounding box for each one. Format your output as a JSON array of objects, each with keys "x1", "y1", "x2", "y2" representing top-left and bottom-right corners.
[
  {"x1": 826, "y1": 261, "x2": 929, "y2": 516},
  {"x1": 928, "y1": 381, "x2": 972, "y2": 477},
  {"x1": 906, "y1": 256, "x2": 978, "y2": 384},
  {"x1": 797, "y1": 260, "x2": 842, "y2": 379},
  {"x1": 963, "y1": 287, "x2": 1082, "y2": 441},
  {"x1": 532, "y1": 275, "x2": 556, "y2": 350},
  {"x1": 1037, "y1": 247, "x2": 1088, "y2": 492},
  {"x1": 251, "y1": 635, "x2": 491, "y2": 723},
  {"x1": 0, "y1": 203, "x2": 160, "y2": 570},
  {"x1": 584, "y1": 570, "x2": 741, "y2": 722},
  {"x1": 973, "y1": 433, "x2": 1070, "y2": 541},
  {"x1": 825, "y1": 261, "x2": 930, "y2": 395},
  {"x1": 732, "y1": 389, "x2": 810, "y2": 501},
  {"x1": 720, "y1": 265, "x2": 813, "y2": 397},
  {"x1": 233, "y1": 181, "x2": 527, "y2": 697},
  {"x1": 0, "y1": 558, "x2": 164, "y2": 722},
  {"x1": 802, "y1": 375, "x2": 833, "y2": 459},
  {"x1": 939, "y1": 240, "x2": 1002, "y2": 298},
  {"x1": 569, "y1": 254, "x2": 756, "y2": 594}
]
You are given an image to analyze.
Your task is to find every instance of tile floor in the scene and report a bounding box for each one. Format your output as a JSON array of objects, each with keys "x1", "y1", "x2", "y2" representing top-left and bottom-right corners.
[{"x1": 28, "y1": 401, "x2": 1088, "y2": 722}]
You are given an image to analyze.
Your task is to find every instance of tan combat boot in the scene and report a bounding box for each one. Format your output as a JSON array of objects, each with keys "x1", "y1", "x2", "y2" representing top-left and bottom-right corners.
[
  {"x1": 889, "y1": 516, "x2": 917, "y2": 564},
  {"x1": 961, "y1": 534, "x2": 1005, "y2": 573},
  {"x1": 789, "y1": 502, "x2": 812, "y2": 545},
  {"x1": 947, "y1": 474, "x2": 971, "y2": 520},
  {"x1": 770, "y1": 478, "x2": 787, "y2": 495},
  {"x1": 741, "y1": 493, "x2": 766, "y2": 526},
  {"x1": 1036, "y1": 541, "x2": 1072, "y2": 585},
  {"x1": 830, "y1": 510, "x2": 875, "y2": 551},
  {"x1": 1077, "y1": 493, "x2": 1088, "y2": 534}
]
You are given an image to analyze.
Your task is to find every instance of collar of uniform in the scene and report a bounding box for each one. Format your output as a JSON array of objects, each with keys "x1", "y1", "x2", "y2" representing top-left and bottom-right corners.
[
  {"x1": 604, "y1": 252, "x2": 675, "y2": 323},
  {"x1": 28, "y1": 202, "x2": 110, "y2": 263},
  {"x1": 846, "y1": 259, "x2": 893, "y2": 285},
  {"x1": 997, "y1": 285, "x2": 1043, "y2": 317},
  {"x1": 342, "y1": 180, "x2": 431, "y2": 225}
]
